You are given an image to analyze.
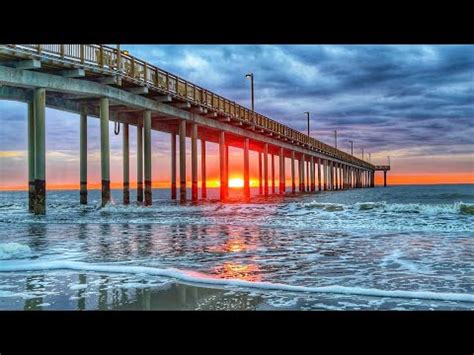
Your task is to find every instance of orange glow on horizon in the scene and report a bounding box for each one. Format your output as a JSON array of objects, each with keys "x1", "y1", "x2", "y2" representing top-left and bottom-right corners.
[{"x1": 1, "y1": 173, "x2": 473, "y2": 191}]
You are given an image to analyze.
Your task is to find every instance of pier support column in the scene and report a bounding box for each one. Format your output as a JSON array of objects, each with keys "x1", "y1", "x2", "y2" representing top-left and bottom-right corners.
[
  {"x1": 243, "y1": 138, "x2": 250, "y2": 200},
  {"x1": 307, "y1": 160, "x2": 311, "y2": 192},
  {"x1": 100, "y1": 97, "x2": 110, "y2": 207},
  {"x1": 201, "y1": 139, "x2": 207, "y2": 199},
  {"x1": 258, "y1": 152, "x2": 263, "y2": 195},
  {"x1": 291, "y1": 151, "x2": 296, "y2": 194},
  {"x1": 219, "y1": 131, "x2": 227, "y2": 200},
  {"x1": 28, "y1": 101, "x2": 35, "y2": 212},
  {"x1": 310, "y1": 156, "x2": 315, "y2": 192},
  {"x1": 384, "y1": 171, "x2": 387, "y2": 187},
  {"x1": 171, "y1": 133, "x2": 177, "y2": 200},
  {"x1": 318, "y1": 158, "x2": 322, "y2": 191},
  {"x1": 300, "y1": 154, "x2": 305, "y2": 192},
  {"x1": 122, "y1": 123, "x2": 130, "y2": 204},
  {"x1": 143, "y1": 111, "x2": 152, "y2": 206},
  {"x1": 33, "y1": 89, "x2": 46, "y2": 214},
  {"x1": 263, "y1": 144, "x2": 269, "y2": 196},
  {"x1": 279, "y1": 147, "x2": 285, "y2": 195},
  {"x1": 136, "y1": 123, "x2": 143, "y2": 203},
  {"x1": 225, "y1": 145, "x2": 229, "y2": 198},
  {"x1": 335, "y1": 163, "x2": 339, "y2": 190},
  {"x1": 191, "y1": 123, "x2": 198, "y2": 202},
  {"x1": 32, "y1": 88, "x2": 46, "y2": 214},
  {"x1": 328, "y1": 161, "x2": 332, "y2": 190},
  {"x1": 271, "y1": 154, "x2": 275, "y2": 194},
  {"x1": 79, "y1": 108, "x2": 87, "y2": 205},
  {"x1": 323, "y1": 160, "x2": 327, "y2": 190},
  {"x1": 179, "y1": 120, "x2": 186, "y2": 203}
]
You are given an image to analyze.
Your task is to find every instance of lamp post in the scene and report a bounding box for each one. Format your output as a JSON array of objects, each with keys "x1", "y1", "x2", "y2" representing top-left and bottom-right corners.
[
  {"x1": 348, "y1": 140, "x2": 353, "y2": 155},
  {"x1": 245, "y1": 73, "x2": 254, "y2": 111},
  {"x1": 304, "y1": 111, "x2": 310, "y2": 137},
  {"x1": 387, "y1": 155, "x2": 391, "y2": 166},
  {"x1": 361, "y1": 148, "x2": 364, "y2": 160},
  {"x1": 368, "y1": 152, "x2": 371, "y2": 163},
  {"x1": 334, "y1": 130, "x2": 337, "y2": 148}
]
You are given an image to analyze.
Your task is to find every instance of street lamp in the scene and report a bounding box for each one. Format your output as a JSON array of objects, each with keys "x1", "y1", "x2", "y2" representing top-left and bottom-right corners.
[
  {"x1": 361, "y1": 148, "x2": 364, "y2": 160},
  {"x1": 245, "y1": 73, "x2": 254, "y2": 111},
  {"x1": 387, "y1": 155, "x2": 391, "y2": 166},
  {"x1": 334, "y1": 130, "x2": 337, "y2": 149},
  {"x1": 348, "y1": 140, "x2": 354, "y2": 155},
  {"x1": 304, "y1": 111, "x2": 310, "y2": 137},
  {"x1": 368, "y1": 152, "x2": 371, "y2": 163}
]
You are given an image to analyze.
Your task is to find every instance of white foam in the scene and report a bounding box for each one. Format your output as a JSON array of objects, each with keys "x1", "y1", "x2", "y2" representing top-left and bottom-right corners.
[
  {"x1": 0, "y1": 260, "x2": 473, "y2": 303},
  {"x1": 0, "y1": 243, "x2": 31, "y2": 260}
]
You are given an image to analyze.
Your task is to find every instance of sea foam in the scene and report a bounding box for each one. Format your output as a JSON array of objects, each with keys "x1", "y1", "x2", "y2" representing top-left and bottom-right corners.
[
  {"x1": 0, "y1": 259, "x2": 473, "y2": 303},
  {"x1": 0, "y1": 243, "x2": 31, "y2": 260}
]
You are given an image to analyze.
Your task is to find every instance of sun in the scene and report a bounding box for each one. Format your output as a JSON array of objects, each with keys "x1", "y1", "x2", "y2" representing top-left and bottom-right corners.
[{"x1": 228, "y1": 178, "x2": 244, "y2": 188}]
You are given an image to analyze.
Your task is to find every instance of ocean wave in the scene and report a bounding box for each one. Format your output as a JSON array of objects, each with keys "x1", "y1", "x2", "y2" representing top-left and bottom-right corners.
[
  {"x1": 0, "y1": 259, "x2": 473, "y2": 303},
  {"x1": 300, "y1": 201, "x2": 474, "y2": 216},
  {"x1": 0, "y1": 243, "x2": 32, "y2": 260}
]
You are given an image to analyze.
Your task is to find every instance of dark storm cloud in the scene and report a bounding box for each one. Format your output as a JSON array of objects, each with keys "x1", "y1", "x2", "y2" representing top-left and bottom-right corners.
[{"x1": 1, "y1": 45, "x2": 473, "y2": 164}]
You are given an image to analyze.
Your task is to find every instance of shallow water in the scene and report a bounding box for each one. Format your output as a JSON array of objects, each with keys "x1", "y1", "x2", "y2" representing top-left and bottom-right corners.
[{"x1": 0, "y1": 185, "x2": 473, "y2": 310}]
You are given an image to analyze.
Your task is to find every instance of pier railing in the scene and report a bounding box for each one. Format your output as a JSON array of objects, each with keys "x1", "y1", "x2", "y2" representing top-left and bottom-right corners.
[{"x1": 5, "y1": 44, "x2": 374, "y2": 169}]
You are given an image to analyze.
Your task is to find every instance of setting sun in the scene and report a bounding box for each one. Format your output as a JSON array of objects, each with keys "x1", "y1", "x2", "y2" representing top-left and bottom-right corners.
[{"x1": 228, "y1": 178, "x2": 244, "y2": 188}]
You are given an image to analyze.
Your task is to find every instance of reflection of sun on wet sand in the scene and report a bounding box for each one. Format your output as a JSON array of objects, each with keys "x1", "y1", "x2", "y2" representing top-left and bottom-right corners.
[{"x1": 214, "y1": 262, "x2": 261, "y2": 282}]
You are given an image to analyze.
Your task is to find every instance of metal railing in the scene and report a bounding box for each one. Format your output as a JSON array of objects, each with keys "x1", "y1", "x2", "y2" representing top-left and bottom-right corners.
[{"x1": 4, "y1": 44, "x2": 374, "y2": 169}]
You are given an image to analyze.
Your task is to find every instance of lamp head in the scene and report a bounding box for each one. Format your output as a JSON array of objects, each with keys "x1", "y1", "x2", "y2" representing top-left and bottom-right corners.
[{"x1": 245, "y1": 73, "x2": 253, "y2": 78}]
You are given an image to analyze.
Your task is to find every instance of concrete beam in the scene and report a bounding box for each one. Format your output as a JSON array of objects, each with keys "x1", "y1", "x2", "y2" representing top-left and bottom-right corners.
[
  {"x1": 3, "y1": 59, "x2": 42, "y2": 70},
  {"x1": 100, "y1": 76, "x2": 121, "y2": 86},
  {"x1": 126, "y1": 86, "x2": 149, "y2": 95},
  {"x1": 153, "y1": 95, "x2": 172, "y2": 102},
  {"x1": 59, "y1": 69, "x2": 85, "y2": 78},
  {"x1": 173, "y1": 102, "x2": 191, "y2": 109}
]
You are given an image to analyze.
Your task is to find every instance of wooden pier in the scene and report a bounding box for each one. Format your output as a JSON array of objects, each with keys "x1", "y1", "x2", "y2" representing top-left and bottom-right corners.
[{"x1": 0, "y1": 44, "x2": 389, "y2": 214}]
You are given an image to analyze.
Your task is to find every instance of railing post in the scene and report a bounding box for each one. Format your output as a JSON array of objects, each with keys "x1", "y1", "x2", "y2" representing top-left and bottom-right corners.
[
  {"x1": 60, "y1": 44, "x2": 65, "y2": 59},
  {"x1": 80, "y1": 44, "x2": 85, "y2": 64},
  {"x1": 116, "y1": 44, "x2": 122, "y2": 72},
  {"x1": 99, "y1": 45, "x2": 104, "y2": 68}
]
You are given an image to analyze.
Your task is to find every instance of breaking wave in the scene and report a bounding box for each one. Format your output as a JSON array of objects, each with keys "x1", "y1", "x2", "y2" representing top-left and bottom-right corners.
[{"x1": 0, "y1": 259, "x2": 473, "y2": 303}]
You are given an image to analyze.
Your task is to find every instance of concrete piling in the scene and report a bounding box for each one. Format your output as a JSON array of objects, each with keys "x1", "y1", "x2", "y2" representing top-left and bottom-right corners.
[
  {"x1": 171, "y1": 133, "x2": 177, "y2": 200},
  {"x1": 318, "y1": 158, "x2": 321, "y2": 191},
  {"x1": 100, "y1": 97, "x2": 110, "y2": 207},
  {"x1": 243, "y1": 138, "x2": 250, "y2": 200},
  {"x1": 179, "y1": 120, "x2": 186, "y2": 202},
  {"x1": 201, "y1": 139, "x2": 207, "y2": 199},
  {"x1": 28, "y1": 100, "x2": 35, "y2": 212},
  {"x1": 291, "y1": 151, "x2": 296, "y2": 194},
  {"x1": 219, "y1": 131, "x2": 227, "y2": 200},
  {"x1": 191, "y1": 123, "x2": 198, "y2": 202},
  {"x1": 279, "y1": 147, "x2": 285, "y2": 195},
  {"x1": 258, "y1": 152, "x2": 263, "y2": 195},
  {"x1": 123, "y1": 123, "x2": 130, "y2": 204},
  {"x1": 80, "y1": 108, "x2": 87, "y2": 204},
  {"x1": 33, "y1": 88, "x2": 46, "y2": 214},
  {"x1": 271, "y1": 154, "x2": 275, "y2": 194},
  {"x1": 263, "y1": 144, "x2": 269, "y2": 196},
  {"x1": 143, "y1": 110, "x2": 152, "y2": 206},
  {"x1": 137, "y1": 122, "x2": 143, "y2": 203}
]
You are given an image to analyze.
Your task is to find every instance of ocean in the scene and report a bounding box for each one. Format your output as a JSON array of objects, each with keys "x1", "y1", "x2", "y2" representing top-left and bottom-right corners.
[{"x1": 0, "y1": 184, "x2": 473, "y2": 310}]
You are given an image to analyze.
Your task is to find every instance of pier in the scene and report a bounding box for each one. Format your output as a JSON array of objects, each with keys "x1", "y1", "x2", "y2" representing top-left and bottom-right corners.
[{"x1": 0, "y1": 44, "x2": 390, "y2": 214}]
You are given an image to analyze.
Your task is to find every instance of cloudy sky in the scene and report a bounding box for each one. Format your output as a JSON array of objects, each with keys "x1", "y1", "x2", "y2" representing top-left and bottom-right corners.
[{"x1": 1, "y1": 45, "x2": 473, "y2": 189}]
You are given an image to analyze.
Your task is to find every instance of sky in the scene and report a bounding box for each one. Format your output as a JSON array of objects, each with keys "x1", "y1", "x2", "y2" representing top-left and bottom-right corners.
[{"x1": 0, "y1": 45, "x2": 473, "y2": 189}]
